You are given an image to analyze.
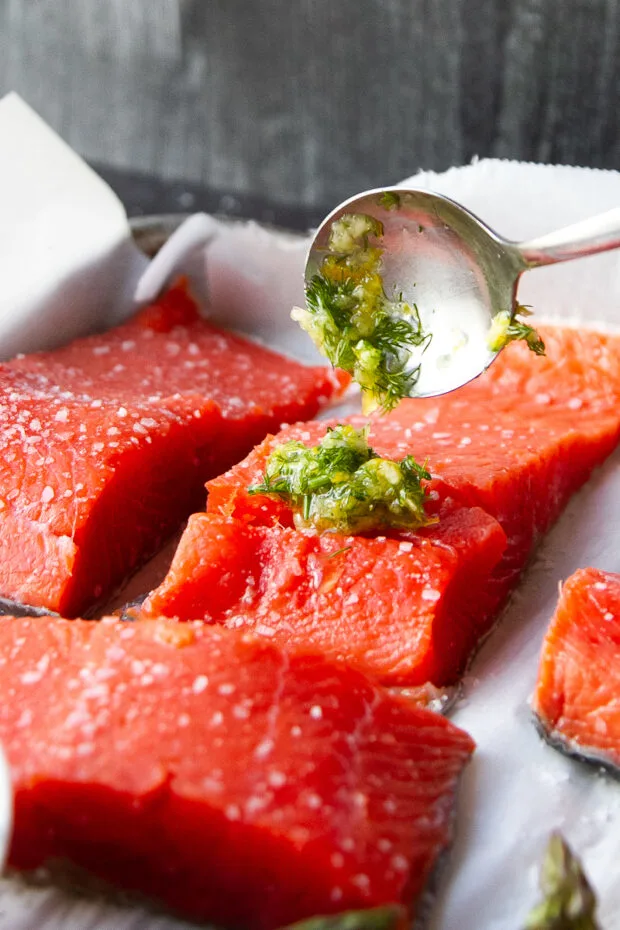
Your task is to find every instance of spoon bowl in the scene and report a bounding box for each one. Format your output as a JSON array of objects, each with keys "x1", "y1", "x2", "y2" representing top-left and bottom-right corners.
[{"x1": 305, "y1": 187, "x2": 620, "y2": 398}]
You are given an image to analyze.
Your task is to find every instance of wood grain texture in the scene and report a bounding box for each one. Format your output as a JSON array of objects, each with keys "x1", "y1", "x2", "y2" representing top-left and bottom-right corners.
[{"x1": 0, "y1": 0, "x2": 619, "y2": 210}]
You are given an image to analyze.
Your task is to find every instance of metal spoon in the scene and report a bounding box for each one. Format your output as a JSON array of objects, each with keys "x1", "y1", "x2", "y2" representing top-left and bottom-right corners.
[{"x1": 305, "y1": 187, "x2": 620, "y2": 398}]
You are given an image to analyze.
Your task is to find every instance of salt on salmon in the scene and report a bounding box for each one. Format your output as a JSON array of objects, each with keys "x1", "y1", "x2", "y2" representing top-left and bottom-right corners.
[
  {"x1": 532, "y1": 567, "x2": 620, "y2": 774},
  {"x1": 142, "y1": 499, "x2": 507, "y2": 687},
  {"x1": 151, "y1": 326, "x2": 620, "y2": 686},
  {"x1": 0, "y1": 615, "x2": 474, "y2": 929},
  {"x1": 0, "y1": 283, "x2": 346, "y2": 616}
]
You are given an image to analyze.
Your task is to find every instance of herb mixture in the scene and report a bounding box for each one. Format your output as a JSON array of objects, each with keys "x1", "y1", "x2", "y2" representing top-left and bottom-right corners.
[
  {"x1": 292, "y1": 213, "x2": 432, "y2": 414},
  {"x1": 248, "y1": 424, "x2": 433, "y2": 534},
  {"x1": 294, "y1": 202, "x2": 546, "y2": 414},
  {"x1": 487, "y1": 304, "x2": 546, "y2": 356}
]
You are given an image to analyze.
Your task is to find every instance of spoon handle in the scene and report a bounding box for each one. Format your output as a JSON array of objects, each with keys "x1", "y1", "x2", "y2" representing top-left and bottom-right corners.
[{"x1": 516, "y1": 207, "x2": 620, "y2": 268}]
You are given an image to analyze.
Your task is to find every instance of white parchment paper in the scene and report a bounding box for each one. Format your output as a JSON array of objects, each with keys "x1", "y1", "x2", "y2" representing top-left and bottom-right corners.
[
  {"x1": 0, "y1": 94, "x2": 148, "y2": 358},
  {"x1": 1, "y1": 95, "x2": 620, "y2": 929}
]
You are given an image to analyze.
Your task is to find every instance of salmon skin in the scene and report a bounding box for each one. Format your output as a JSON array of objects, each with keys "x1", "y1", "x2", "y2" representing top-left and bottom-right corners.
[
  {"x1": 0, "y1": 283, "x2": 345, "y2": 617},
  {"x1": 147, "y1": 325, "x2": 620, "y2": 686},
  {"x1": 0, "y1": 615, "x2": 474, "y2": 929},
  {"x1": 533, "y1": 567, "x2": 620, "y2": 775},
  {"x1": 0, "y1": 597, "x2": 58, "y2": 618}
]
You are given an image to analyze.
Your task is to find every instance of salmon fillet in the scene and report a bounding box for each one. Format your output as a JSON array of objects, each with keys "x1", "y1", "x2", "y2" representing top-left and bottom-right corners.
[
  {"x1": 148, "y1": 326, "x2": 620, "y2": 685},
  {"x1": 0, "y1": 284, "x2": 345, "y2": 615},
  {"x1": 142, "y1": 499, "x2": 507, "y2": 686},
  {"x1": 533, "y1": 566, "x2": 620, "y2": 774},
  {"x1": 0, "y1": 615, "x2": 474, "y2": 928}
]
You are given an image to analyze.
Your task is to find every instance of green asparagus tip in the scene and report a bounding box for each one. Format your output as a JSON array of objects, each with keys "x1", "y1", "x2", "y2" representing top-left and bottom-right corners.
[{"x1": 525, "y1": 832, "x2": 599, "y2": 930}]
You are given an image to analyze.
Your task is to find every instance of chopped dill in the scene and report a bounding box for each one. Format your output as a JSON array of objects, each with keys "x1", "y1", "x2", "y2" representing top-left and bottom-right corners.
[
  {"x1": 248, "y1": 424, "x2": 434, "y2": 534},
  {"x1": 487, "y1": 304, "x2": 546, "y2": 356},
  {"x1": 326, "y1": 545, "x2": 352, "y2": 559},
  {"x1": 292, "y1": 212, "x2": 432, "y2": 413}
]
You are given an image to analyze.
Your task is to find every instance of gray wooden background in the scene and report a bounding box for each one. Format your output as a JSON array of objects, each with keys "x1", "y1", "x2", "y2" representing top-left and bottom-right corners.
[{"x1": 1, "y1": 0, "x2": 619, "y2": 213}]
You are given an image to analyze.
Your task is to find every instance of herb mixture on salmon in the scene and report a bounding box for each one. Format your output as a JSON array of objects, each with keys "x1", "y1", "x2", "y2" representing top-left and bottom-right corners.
[
  {"x1": 146, "y1": 325, "x2": 620, "y2": 686},
  {"x1": 533, "y1": 567, "x2": 620, "y2": 775},
  {"x1": 0, "y1": 282, "x2": 345, "y2": 616},
  {"x1": 0, "y1": 615, "x2": 474, "y2": 929},
  {"x1": 248, "y1": 424, "x2": 433, "y2": 534}
]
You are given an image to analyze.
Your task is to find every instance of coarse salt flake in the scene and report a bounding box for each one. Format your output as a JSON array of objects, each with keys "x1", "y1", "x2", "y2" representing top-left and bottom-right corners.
[
  {"x1": 254, "y1": 738, "x2": 274, "y2": 760},
  {"x1": 267, "y1": 770, "x2": 287, "y2": 788},
  {"x1": 192, "y1": 675, "x2": 209, "y2": 694},
  {"x1": 391, "y1": 853, "x2": 409, "y2": 872}
]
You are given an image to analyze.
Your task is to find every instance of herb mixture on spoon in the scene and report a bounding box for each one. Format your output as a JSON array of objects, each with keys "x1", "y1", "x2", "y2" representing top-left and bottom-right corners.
[
  {"x1": 276, "y1": 196, "x2": 547, "y2": 535},
  {"x1": 292, "y1": 213, "x2": 432, "y2": 414},
  {"x1": 294, "y1": 205, "x2": 545, "y2": 413}
]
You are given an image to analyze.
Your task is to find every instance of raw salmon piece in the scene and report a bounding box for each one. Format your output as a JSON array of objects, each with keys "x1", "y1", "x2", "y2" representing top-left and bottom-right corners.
[
  {"x1": 209, "y1": 327, "x2": 620, "y2": 582},
  {"x1": 142, "y1": 498, "x2": 507, "y2": 685},
  {"x1": 0, "y1": 367, "x2": 222, "y2": 615},
  {"x1": 447, "y1": 325, "x2": 620, "y2": 414},
  {"x1": 369, "y1": 405, "x2": 620, "y2": 614},
  {"x1": 204, "y1": 327, "x2": 620, "y2": 683},
  {"x1": 0, "y1": 615, "x2": 474, "y2": 928},
  {"x1": 9, "y1": 282, "x2": 348, "y2": 426},
  {"x1": 0, "y1": 284, "x2": 345, "y2": 615},
  {"x1": 532, "y1": 567, "x2": 620, "y2": 773}
]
